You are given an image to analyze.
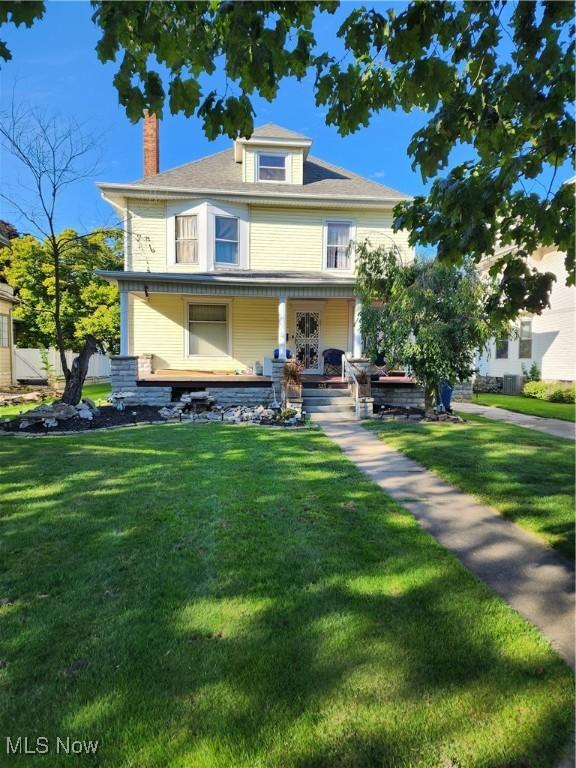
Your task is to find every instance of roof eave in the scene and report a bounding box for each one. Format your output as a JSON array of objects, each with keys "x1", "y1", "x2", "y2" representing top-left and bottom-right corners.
[
  {"x1": 96, "y1": 270, "x2": 356, "y2": 287},
  {"x1": 96, "y1": 182, "x2": 410, "y2": 207}
]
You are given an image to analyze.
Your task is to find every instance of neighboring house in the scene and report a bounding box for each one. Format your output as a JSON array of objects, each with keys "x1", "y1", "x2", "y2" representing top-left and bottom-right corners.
[
  {"x1": 98, "y1": 119, "x2": 417, "y2": 413},
  {"x1": 0, "y1": 232, "x2": 16, "y2": 388},
  {"x1": 478, "y1": 244, "x2": 575, "y2": 386}
]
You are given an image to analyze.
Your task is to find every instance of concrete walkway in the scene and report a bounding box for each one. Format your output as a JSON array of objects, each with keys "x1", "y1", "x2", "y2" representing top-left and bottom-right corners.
[
  {"x1": 456, "y1": 401, "x2": 575, "y2": 440},
  {"x1": 318, "y1": 418, "x2": 575, "y2": 669}
]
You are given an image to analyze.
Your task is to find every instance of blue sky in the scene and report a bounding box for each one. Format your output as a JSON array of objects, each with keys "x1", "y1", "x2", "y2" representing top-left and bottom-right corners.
[{"x1": 1, "y1": 1, "x2": 571, "y2": 237}]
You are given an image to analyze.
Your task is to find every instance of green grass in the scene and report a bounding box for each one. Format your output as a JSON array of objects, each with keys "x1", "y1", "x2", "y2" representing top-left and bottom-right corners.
[
  {"x1": 473, "y1": 392, "x2": 575, "y2": 422},
  {"x1": 365, "y1": 414, "x2": 574, "y2": 559},
  {"x1": 0, "y1": 424, "x2": 573, "y2": 767},
  {"x1": 0, "y1": 383, "x2": 111, "y2": 418}
]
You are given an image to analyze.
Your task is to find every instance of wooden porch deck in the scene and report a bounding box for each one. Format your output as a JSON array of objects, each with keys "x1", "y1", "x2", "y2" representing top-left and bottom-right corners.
[{"x1": 137, "y1": 369, "x2": 416, "y2": 388}]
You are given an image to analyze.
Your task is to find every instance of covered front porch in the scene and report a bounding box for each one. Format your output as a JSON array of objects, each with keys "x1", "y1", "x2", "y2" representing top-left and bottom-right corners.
[{"x1": 114, "y1": 271, "x2": 364, "y2": 378}]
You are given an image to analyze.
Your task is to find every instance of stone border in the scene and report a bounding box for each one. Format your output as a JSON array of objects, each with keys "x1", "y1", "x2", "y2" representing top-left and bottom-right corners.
[{"x1": 0, "y1": 419, "x2": 310, "y2": 439}]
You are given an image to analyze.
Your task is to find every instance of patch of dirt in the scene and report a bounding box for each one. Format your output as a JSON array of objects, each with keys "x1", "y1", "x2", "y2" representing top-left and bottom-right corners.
[{"x1": 2, "y1": 405, "x2": 165, "y2": 434}]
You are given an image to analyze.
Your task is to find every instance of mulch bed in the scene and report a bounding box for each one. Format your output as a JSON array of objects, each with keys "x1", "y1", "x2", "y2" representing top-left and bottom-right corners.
[{"x1": 2, "y1": 405, "x2": 165, "y2": 434}]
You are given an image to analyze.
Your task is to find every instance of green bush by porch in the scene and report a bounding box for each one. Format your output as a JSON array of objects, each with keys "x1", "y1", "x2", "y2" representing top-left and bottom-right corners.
[{"x1": 0, "y1": 424, "x2": 573, "y2": 767}]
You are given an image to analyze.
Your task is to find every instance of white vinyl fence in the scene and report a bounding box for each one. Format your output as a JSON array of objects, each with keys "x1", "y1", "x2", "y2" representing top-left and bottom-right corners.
[{"x1": 14, "y1": 348, "x2": 111, "y2": 383}]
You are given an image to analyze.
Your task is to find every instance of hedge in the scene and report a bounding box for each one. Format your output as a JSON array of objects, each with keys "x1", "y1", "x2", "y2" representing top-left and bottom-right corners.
[{"x1": 523, "y1": 381, "x2": 576, "y2": 403}]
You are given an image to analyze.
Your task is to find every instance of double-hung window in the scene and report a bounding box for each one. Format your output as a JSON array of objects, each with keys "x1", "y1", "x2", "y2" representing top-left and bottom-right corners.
[
  {"x1": 519, "y1": 319, "x2": 532, "y2": 359},
  {"x1": 495, "y1": 336, "x2": 509, "y2": 359},
  {"x1": 175, "y1": 215, "x2": 198, "y2": 264},
  {"x1": 0, "y1": 314, "x2": 8, "y2": 347},
  {"x1": 257, "y1": 153, "x2": 287, "y2": 182},
  {"x1": 188, "y1": 303, "x2": 229, "y2": 356},
  {"x1": 326, "y1": 222, "x2": 352, "y2": 270},
  {"x1": 214, "y1": 216, "x2": 239, "y2": 265}
]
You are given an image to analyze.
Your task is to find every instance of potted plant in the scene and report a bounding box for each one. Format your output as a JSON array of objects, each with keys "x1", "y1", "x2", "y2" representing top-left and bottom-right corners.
[{"x1": 283, "y1": 361, "x2": 303, "y2": 402}]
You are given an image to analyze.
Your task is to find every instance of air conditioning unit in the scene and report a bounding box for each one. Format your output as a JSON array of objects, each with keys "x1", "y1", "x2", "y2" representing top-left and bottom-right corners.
[{"x1": 502, "y1": 374, "x2": 522, "y2": 395}]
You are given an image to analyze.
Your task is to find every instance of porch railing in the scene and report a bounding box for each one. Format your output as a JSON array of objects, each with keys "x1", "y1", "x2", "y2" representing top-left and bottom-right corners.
[{"x1": 341, "y1": 354, "x2": 370, "y2": 415}]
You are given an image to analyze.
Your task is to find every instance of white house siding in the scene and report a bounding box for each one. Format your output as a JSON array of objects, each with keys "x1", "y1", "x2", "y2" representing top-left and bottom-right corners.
[{"x1": 478, "y1": 247, "x2": 575, "y2": 382}]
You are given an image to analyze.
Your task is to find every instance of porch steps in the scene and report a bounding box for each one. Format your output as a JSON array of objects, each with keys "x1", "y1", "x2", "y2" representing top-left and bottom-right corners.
[{"x1": 302, "y1": 386, "x2": 355, "y2": 418}]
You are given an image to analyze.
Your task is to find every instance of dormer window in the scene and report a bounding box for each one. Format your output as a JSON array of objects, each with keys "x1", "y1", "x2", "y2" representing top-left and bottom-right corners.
[{"x1": 257, "y1": 153, "x2": 288, "y2": 183}]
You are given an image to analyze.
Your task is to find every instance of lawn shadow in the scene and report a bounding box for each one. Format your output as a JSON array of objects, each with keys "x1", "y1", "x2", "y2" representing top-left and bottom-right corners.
[{"x1": 0, "y1": 424, "x2": 573, "y2": 767}]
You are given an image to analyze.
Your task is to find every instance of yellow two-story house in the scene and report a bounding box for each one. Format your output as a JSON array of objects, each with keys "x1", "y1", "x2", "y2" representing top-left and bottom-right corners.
[{"x1": 99, "y1": 120, "x2": 414, "y2": 409}]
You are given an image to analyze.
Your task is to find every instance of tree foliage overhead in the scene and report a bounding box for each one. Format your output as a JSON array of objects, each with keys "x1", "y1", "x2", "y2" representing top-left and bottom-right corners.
[
  {"x1": 1, "y1": 230, "x2": 122, "y2": 353},
  {"x1": 1, "y1": 1, "x2": 574, "y2": 314},
  {"x1": 356, "y1": 243, "x2": 502, "y2": 410}
]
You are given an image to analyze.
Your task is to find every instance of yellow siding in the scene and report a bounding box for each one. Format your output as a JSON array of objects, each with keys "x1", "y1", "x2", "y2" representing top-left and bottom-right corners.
[
  {"x1": 124, "y1": 198, "x2": 412, "y2": 274},
  {"x1": 290, "y1": 150, "x2": 304, "y2": 184},
  {"x1": 130, "y1": 294, "x2": 352, "y2": 372},
  {"x1": 242, "y1": 146, "x2": 304, "y2": 184},
  {"x1": 126, "y1": 199, "x2": 166, "y2": 271},
  {"x1": 243, "y1": 148, "x2": 255, "y2": 183},
  {"x1": 249, "y1": 206, "x2": 413, "y2": 272},
  {"x1": 0, "y1": 297, "x2": 12, "y2": 386},
  {"x1": 130, "y1": 294, "x2": 277, "y2": 371}
]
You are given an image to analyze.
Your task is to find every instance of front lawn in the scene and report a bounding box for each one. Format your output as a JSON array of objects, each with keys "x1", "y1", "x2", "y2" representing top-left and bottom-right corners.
[
  {"x1": 0, "y1": 382, "x2": 111, "y2": 418},
  {"x1": 0, "y1": 424, "x2": 572, "y2": 767},
  {"x1": 473, "y1": 392, "x2": 575, "y2": 422},
  {"x1": 365, "y1": 414, "x2": 574, "y2": 559}
]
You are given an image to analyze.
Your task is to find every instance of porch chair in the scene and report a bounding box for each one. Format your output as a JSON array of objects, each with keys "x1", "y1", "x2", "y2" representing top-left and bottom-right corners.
[
  {"x1": 322, "y1": 348, "x2": 345, "y2": 377},
  {"x1": 369, "y1": 352, "x2": 388, "y2": 381}
]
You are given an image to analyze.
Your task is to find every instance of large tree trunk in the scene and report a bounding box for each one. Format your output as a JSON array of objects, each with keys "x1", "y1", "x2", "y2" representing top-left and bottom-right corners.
[
  {"x1": 60, "y1": 335, "x2": 99, "y2": 405},
  {"x1": 424, "y1": 382, "x2": 436, "y2": 416}
]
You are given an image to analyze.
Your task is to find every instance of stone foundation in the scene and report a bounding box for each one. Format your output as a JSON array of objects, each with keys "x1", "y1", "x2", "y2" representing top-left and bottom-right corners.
[
  {"x1": 110, "y1": 356, "x2": 171, "y2": 406},
  {"x1": 473, "y1": 375, "x2": 503, "y2": 393},
  {"x1": 372, "y1": 384, "x2": 425, "y2": 410},
  {"x1": 207, "y1": 387, "x2": 272, "y2": 409},
  {"x1": 452, "y1": 381, "x2": 473, "y2": 402}
]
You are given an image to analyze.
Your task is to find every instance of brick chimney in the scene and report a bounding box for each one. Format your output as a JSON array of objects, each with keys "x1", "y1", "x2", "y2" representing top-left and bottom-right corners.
[{"x1": 143, "y1": 110, "x2": 159, "y2": 177}]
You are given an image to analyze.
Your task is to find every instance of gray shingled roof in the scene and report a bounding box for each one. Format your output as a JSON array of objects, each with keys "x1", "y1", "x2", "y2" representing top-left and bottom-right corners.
[
  {"x1": 248, "y1": 123, "x2": 311, "y2": 141},
  {"x1": 127, "y1": 148, "x2": 408, "y2": 200}
]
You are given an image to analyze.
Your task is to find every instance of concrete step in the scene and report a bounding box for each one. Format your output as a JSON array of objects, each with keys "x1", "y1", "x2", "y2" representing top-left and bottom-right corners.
[
  {"x1": 302, "y1": 396, "x2": 354, "y2": 407},
  {"x1": 302, "y1": 388, "x2": 351, "y2": 398},
  {"x1": 304, "y1": 403, "x2": 355, "y2": 414}
]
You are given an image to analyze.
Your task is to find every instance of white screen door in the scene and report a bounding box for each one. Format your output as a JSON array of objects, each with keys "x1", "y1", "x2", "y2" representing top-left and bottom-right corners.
[{"x1": 295, "y1": 311, "x2": 321, "y2": 373}]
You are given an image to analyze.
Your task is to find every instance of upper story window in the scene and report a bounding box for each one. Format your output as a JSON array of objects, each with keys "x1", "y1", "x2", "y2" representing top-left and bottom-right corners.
[
  {"x1": 215, "y1": 216, "x2": 239, "y2": 265},
  {"x1": 326, "y1": 221, "x2": 352, "y2": 270},
  {"x1": 519, "y1": 319, "x2": 532, "y2": 359},
  {"x1": 175, "y1": 215, "x2": 198, "y2": 264},
  {"x1": 495, "y1": 337, "x2": 509, "y2": 359},
  {"x1": 257, "y1": 153, "x2": 287, "y2": 182}
]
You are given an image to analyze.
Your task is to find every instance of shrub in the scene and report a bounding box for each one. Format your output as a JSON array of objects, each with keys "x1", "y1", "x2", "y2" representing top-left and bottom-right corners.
[
  {"x1": 523, "y1": 381, "x2": 576, "y2": 403},
  {"x1": 522, "y1": 362, "x2": 541, "y2": 382},
  {"x1": 523, "y1": 381, "x2": 549, "y2": 400}
]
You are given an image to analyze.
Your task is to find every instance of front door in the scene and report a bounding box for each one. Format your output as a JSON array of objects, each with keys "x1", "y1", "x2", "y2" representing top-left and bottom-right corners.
[{"x1": 294, "y1": 310, "x2": 321, "y2": 373}]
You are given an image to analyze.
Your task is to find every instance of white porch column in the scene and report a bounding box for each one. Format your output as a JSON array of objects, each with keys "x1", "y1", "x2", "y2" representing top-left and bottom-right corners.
[
  {"x1": 277, "y1": 294, "x2": 287, "y2": 359},
  {"x1": 119, "y1": 290, "x2": 129, "y2": 356},
  {"x1": 353, "y1": 295, "x2": 363, "y2": 358}
]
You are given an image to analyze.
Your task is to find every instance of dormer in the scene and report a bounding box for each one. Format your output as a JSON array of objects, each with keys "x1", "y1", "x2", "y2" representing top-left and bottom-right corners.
[{"x1": 234, "y1": 123, "x2": 312, "y2": 185}]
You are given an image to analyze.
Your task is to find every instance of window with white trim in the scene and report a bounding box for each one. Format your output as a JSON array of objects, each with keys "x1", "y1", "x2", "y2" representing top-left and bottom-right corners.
[
  {"x1": 257, "y1": 153, "x2": 287, "y2": 182},
  {"x1": 326, "y1": 222, "x2": 352, "y2": 270},
  {"x1": 188, "y1": 303, "x2": 229, "y2": 356},
  {"x1": 214, "y1": 216, "x2": 239, "y2": 265},
  {"x1": 175, "y1": 215, "x2": 198, "y2": 264},
  {"x1": 519, "y1": 319, "x2": 532, "y2": 359},
  {"x1": 0, "y1": 314, "x2": 8, "y2": 347},
  {"x1": 495, "y1": 336, "x2": 509, "y2": 359}
]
